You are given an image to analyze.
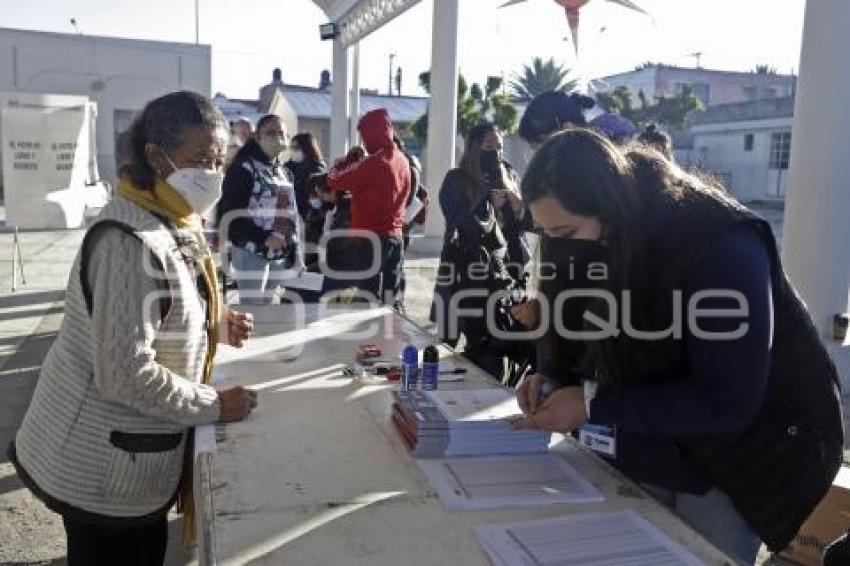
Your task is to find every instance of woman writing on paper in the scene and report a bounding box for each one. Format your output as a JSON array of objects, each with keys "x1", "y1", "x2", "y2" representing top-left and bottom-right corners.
[{"x1": 511, "y1": 129, "x2": 843, "y2": 564}]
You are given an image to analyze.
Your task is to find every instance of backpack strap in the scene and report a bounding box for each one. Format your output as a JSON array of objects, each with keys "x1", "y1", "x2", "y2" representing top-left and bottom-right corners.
[{"x1": 80, "y1": 221, "x2": 172, "y2": 320}]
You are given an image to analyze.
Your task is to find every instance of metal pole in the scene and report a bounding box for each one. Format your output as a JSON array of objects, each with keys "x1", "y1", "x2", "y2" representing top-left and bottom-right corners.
[
  {"x1": 388, "y1": 53, "x2": 396, "y2": 96},
  {"x1": 11, "y1": 228, "x2": 18, "y2": 293},
  {"x1": 16, "y1": 227, "x2": 25, "y2": 285},
  {"x1": 195, "y1": 0, "x2": 200, "y2": 44}
]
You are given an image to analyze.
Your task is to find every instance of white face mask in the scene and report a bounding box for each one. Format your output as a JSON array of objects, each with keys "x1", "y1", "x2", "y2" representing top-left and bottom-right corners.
[
  {"x1": 309, "y1": 197, "x2": 322, "y2": 209},
  {"x1": 291, "y1": 149, "x2": 305, "y2": 163},
  {"x1": 260, "y1": 135, "x2": 287, "y2": 159},
  {"x1": 162, "y1": 152, "x2": 224, "y2": 217}
]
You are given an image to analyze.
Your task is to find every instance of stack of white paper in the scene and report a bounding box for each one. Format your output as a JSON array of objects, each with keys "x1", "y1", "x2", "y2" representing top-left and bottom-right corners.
[
  {"x1": 475, "y1": 510, "x2": 705, "y2": 566},
  {"x1": 392, "y1": 389, "x2": 551, "y2": 458},
  {"x1": 418, "y1": 454, "x2": 604, "y2": 510}
]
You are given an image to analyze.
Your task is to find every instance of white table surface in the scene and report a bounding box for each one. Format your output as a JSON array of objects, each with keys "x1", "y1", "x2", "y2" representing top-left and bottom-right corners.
[{"x1": 196, "y1": 304, "x2": 734, "y2": 566}]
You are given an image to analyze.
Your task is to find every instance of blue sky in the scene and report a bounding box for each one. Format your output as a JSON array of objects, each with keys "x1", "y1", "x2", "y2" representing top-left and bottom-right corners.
[{"x1": 1, "y1": 0, "x2": 807, "y2": 99}]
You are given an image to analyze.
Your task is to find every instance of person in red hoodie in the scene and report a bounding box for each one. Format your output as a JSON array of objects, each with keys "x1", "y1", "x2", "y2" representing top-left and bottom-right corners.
[{"x1": 324, "y1": 108, "x2": 411, "y2": 306}]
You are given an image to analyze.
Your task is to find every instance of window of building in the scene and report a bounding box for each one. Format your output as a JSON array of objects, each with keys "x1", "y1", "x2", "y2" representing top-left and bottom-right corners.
[
  {"x1": 742, "y1": 86, "x2": 758, "y2": 101},
  {"x1": 769, "y1": 132, "x2": 792, "y2": 170},
  {"x1": 744, "y1": 134, "x2": 754, "y2": 152}
]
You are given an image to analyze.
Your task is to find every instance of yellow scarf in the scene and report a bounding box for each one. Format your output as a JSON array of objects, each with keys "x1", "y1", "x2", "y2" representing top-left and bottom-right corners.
[{"x1": 117, "y1": 178, "x2": 220, "y2": 544}]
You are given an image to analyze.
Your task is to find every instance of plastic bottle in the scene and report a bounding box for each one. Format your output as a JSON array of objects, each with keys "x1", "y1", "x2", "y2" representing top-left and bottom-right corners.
[
  {"x1": 402, "y1": 345, "x2": 419, "y2": 391},
  {"x1": 422, "y1": 345, "x2": 439, "y2": 391}
]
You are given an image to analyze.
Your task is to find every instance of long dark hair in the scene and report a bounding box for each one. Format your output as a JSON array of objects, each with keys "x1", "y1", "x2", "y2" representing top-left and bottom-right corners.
[
  {"x1": 522, "y1": 128, "x2": 727, "y2": 386},
  {"x1": 121, "y1": 91, "x2": 227, "y2": 190},
  {"x1": 453, "y1": 122, "x2": 500, "y2": 206},
  {"x1": 291, "y1": 132, "x2": 324, "y2": 164}
]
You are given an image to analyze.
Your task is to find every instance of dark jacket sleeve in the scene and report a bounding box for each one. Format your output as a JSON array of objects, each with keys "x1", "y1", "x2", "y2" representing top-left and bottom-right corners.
[
  {"x1": 439, "y1": 172, "x2": 475, "y2": 236},
  {"x1": 218, "y1": 159, "x2": 270, "y2": 248},
  {"x1": 589, "y1": 223, "x2": 773, "y2": 438},
  {"x1": 536, "y1": 343, "x2": 584, "y2": 387}
]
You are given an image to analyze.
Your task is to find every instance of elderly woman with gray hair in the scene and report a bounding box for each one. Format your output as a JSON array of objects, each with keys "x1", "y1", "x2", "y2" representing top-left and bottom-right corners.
[{"x1": 9, "y1": 91, "x2": 258, "y2": 566}]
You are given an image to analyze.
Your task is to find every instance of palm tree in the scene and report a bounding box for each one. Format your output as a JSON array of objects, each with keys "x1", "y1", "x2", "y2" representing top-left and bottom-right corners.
[
  {"x1": 411, "y1": 72, "x2": 517, "y2": 141},
  {"x1": 509, "y1": 57, "x2": 578, "y2": 102}
]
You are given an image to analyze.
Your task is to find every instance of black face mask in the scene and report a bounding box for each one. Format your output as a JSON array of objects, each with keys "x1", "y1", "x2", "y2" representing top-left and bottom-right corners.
[
  {"x1": 541, "y1": 237, "x2": 608, "y2": 280},
  {"x1": 480, "y1": 150, "x2": 501, "y2": 178},
  {"x1": 539, "y1": 236, "x2": 609, "y2": 339}
]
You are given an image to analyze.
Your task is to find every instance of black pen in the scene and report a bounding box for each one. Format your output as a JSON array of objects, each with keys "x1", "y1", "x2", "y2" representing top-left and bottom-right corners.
[{"x1": 439, "y1": 368, "x2": 467, "y2": 375}]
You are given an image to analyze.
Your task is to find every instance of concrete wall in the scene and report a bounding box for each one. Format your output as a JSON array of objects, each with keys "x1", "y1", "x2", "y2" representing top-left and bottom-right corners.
[
  {"x1": 656, "y1": 68, "x2": 795, "y2": 106},
  {"x1": 691, "y1": 116, "x2": 793, "y2": 202},
  {"x1": 0, "y1": 28, "x2": 211, "y2": 184}
]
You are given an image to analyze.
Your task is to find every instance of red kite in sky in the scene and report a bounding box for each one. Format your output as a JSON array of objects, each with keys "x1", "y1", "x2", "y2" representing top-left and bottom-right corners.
[{"x1": 500, "y1": 0, "x2": 648, "y2": 54}]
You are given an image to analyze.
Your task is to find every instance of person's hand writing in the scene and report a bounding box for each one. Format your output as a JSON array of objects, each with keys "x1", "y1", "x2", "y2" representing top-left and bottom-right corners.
[
  {"x1": 511, "y1": 386, "x2": 587, "y2": 433},
  {"x1": 516, "y1": 373, "x2": 546, "y2": 415}
]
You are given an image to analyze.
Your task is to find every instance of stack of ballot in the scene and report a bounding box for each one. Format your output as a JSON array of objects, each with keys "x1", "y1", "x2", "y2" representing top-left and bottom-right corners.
[{"x1": 391, "y1": 388, "x2": 550, "y2": 458}]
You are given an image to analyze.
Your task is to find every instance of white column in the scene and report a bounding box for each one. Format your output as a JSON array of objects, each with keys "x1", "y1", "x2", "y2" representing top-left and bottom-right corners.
[
  {"x1": 330, "y1": 38, "x2": 351, "y2": 160},
  {"x1": 782, "y1": 1, "x2": 850, "y2": 387},
  {"x1": 423, "y1": 0, "x2": 460, "y2": 238},
  {"x1": 349, "y1": 42, "x2": 361, "y2": 147}
]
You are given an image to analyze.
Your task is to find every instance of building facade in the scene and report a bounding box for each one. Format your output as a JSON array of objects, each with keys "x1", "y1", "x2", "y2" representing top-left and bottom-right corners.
[
  {"x1": 595, "y1": 65, "x2": 796, "y2": 107},
  {"x1": 0, "y1": 27, "x2": 211, "y2": 183},
  {"x1": 688, "y1": 96, "x2": 794, "y2": 202},
  {"x1": 214, "y1": 70, "x2": 428, "y2": 161}
]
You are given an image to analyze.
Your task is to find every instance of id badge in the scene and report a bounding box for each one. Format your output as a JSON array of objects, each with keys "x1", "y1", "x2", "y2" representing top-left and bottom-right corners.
[{"x1": 579, "y1": 424, "x2": 617, "y2": 458}]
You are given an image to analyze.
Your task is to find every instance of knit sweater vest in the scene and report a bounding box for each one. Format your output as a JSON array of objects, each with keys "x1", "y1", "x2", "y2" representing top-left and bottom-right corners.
[{"x1": 12, "y1": 197, "x2": 219, "y2": 521}]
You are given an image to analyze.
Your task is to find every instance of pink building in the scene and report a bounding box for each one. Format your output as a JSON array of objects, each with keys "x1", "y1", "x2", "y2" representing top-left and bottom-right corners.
[{"x1": 595, "y1": 64, "x2": 796, "y2": 107}]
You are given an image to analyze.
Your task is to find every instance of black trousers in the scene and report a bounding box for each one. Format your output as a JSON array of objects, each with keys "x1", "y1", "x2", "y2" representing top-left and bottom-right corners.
[
  {"x1": 63, "y1": 515, "x2": 168, "y2": 566},
  {"x1": 334, "y1": 236, "x2": 404, "y2": 306}
]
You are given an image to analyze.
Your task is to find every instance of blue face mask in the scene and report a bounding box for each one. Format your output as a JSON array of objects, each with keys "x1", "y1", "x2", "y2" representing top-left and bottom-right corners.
[{"x1": 309, "y1": 197, "x2": 323, "y2": 209}]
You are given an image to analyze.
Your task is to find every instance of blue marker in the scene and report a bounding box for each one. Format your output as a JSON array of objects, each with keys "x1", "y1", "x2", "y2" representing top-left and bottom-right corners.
[{"x1": 402, "y1": 345, "x2": 418, "y2": 390}]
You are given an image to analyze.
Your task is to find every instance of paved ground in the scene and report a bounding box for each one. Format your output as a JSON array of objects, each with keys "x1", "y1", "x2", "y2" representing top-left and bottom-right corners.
[{"x1": 0, "y1": 207, "x2": 846, "y2": 565}]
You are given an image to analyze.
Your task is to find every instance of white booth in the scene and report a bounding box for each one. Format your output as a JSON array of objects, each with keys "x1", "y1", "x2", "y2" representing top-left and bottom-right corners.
[{"x1": 0, "y1": 91, "x2": 107, "y2": 229}]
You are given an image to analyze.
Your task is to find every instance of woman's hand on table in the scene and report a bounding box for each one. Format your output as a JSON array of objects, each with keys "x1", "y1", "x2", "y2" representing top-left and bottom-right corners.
[
  {"x1": 226, "y1": 308, "x2": 253, "y2": 348},
  {"x1": 512, "y1": 375, "x2": 587, "y2": 434},
  {"x1": 217, "y1": 386, "x2": 257, "y2": 422}
]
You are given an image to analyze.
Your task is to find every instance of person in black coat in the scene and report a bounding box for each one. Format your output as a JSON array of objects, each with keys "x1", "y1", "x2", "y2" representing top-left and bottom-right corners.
[
  {"x1": 431, "y1": 123, "x2": 534, "y2": 385},
  {"x1": 511, "y1": 128, "x2": 843, "y2": 564},
  {"x1": 284, "y1": 132, "x2": 327, "y2": 222}
]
